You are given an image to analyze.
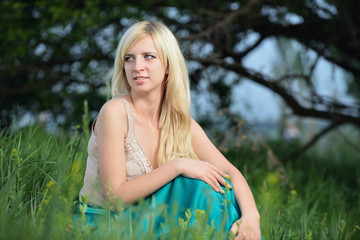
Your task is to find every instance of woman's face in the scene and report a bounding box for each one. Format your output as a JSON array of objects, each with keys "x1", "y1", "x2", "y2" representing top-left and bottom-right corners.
[{"x1": 124, "y1": 35, "x2": 168, "y2": 95}]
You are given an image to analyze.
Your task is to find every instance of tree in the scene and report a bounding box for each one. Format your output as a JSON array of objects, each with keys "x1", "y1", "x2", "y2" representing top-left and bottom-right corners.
[
  {"x1": 165, "y1": 0, "x2": 360, "y2": 126},
  {"x1": 1, "y1": 0, "x2": 359, "y2": 153},
  {"x1": 159, "y1": 0, "x2": 360, "y2": 155},
  {"x1": 0, "y1": 0, "x2": 143, "y2": 127}
]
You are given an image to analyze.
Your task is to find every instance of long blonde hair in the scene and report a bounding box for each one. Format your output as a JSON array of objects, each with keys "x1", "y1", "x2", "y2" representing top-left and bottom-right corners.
[{"x1": 111, "y1": 21, "x2": 198, "y2": 165}]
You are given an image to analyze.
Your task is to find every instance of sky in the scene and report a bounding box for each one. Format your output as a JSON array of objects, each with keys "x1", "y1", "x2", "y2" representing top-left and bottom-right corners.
[
  {"x1": 189, "y1": 0, "x2": 354, "y2": 126},
  {"x1": 213, "y1": 37, "x2": 355, "y2": 125}
]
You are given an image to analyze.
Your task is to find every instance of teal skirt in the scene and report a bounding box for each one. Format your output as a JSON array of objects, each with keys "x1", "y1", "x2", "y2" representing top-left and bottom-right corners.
[{"x1": 74, "y1": 176, "x2": 262, "y2": 239}]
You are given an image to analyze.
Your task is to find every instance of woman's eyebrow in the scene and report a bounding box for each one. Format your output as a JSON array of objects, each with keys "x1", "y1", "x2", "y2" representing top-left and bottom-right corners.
[
  {"x1": 125, "y1": 52, "x2": 157, "y2": 56},
  {"x1": 142, "y1": 51, "x2": 157, "y2": 55}
]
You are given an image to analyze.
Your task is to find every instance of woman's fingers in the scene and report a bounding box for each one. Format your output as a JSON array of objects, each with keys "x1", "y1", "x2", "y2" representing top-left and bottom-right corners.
[
  {"x1": 210, "y1": 170, "x2": 226, "y2": 190},
  {"x1": 231, "y1": 219, "x2": 240, "y2": 234},
  {"x1": 202, "y1": 162, "x2": 232, "y2": 192},
  {"x1": 206, "y1": 173, "x2": 223, "y2": 193},
  {"x1": 209, "y1": 164, "x2": 227, "y2": 177},
  {"x1": 231, "y1": 218, "x2": 261, "y2": 240},
  {"x1": 203, "y1": 176, "x2": 220, "y2": 192},
  {"x1": 181, "y1": 158, "x2": 232, "y2": 192},
  {"x1": 206, "y1": 170, "x2": 233, "y2": 193},
  {"x1": 235, "y1": 232, "x2": 245, "y2": 240},
  {"x1": 213, "y1": 162, "x2": 230, "y2": 176},
  {"x1": 209, "y1": 167, "x2": 232, "y2": 189}
]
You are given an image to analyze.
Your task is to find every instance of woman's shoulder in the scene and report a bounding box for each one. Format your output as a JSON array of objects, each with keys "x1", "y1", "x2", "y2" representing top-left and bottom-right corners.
[
  {"x1": 99, "y1": 95, "x2": 129, "y2": 116},
  {"x1": 190, "y1": 117, "x2": 209, "y2": 141},
  {"x1": 190, "y1": 117, "x2": 202, "y2": 131},
  {"x1": 95, "y1": 96, "x2": 129, "y2": 132}
]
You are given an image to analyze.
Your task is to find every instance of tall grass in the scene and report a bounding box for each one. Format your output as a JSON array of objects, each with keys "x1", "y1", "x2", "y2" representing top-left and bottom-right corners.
[
  {"x1": 0, "y1": 122, "x2": 87, "y2": 239},
  {"x1": 0, "y1": 119, "x2": 359, "y2": 239}
]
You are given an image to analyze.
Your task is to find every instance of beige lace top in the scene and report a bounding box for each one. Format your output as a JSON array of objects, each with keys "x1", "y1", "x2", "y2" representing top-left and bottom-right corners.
[{"x1": 79, "y1": 98, "x2": 153, "y2": 206}]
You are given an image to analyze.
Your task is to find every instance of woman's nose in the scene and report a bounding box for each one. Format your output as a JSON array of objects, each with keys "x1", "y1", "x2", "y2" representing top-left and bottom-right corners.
[{"x1": 133, "y1": 58, "x2": 144, "y2": 72}]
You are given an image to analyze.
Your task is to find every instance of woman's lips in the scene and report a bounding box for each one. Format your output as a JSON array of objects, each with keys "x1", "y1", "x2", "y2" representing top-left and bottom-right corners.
[{"x1": 134, "y1": 76, "x2": 148, "y2": 84}]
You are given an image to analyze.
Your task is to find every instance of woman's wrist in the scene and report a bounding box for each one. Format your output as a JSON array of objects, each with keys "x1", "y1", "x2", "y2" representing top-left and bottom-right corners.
[
  {"x1": 172, "y1": 158, "x2": 184, "y2": 175},
  {"x1": 241, "y1": 210, "x2": 260, "y2": 221}
]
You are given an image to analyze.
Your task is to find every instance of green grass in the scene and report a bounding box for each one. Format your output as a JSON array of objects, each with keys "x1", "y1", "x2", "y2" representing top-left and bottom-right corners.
[{"x1": 0, "y1": 121, "x2": 359, "y2": 239}]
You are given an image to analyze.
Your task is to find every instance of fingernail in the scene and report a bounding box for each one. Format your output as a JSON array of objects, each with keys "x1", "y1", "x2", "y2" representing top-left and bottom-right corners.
[{"x1": 225, "y1": 175, "x2": 231, "y2": 180}]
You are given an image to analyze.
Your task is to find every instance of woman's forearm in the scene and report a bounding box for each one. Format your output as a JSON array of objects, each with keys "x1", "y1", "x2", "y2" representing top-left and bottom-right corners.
[
  {"x1": 228, "y1": 167, "x2": 260, "y2": 219},
  {"x1": 108, "y1": 159, "x2": 181, "y2": 204}
]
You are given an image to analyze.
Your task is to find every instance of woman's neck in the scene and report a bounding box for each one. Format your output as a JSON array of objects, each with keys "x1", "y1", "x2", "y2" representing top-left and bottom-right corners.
[{"x1": 129, "y1": 91, "x2": 163, "y2": 129}]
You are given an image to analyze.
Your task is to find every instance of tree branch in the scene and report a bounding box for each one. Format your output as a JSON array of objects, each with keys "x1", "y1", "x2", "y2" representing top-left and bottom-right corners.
[
  {"x1": 184, "y1": 0, "x2": 262, "y2": 40},
  {"x1": 187, "y1": 57, "x2": 360, "y2": 127},
  {"x1": 289, "y1": 121, "x2": 344, "y2": 159},
  {"x1": 335, "y1": 128, "x2": 360, "y2": 154}
]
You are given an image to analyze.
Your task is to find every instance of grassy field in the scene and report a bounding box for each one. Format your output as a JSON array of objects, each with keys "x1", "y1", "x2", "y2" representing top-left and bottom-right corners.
[{"x1": 0, "y1": 121, "x2": 359, "y2": 239}]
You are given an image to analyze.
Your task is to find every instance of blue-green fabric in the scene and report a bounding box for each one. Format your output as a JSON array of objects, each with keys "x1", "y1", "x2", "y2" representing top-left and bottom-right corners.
[{"x1": 74, "y1": 176, "x2": 264, "y2": 239}]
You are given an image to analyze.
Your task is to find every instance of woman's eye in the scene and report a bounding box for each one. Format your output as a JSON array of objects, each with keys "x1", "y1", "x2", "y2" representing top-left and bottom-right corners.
[
  {"x1": 124, "y1": 56, "x2": 134, "y2": 62},
  {"x1": 144, "y1": 54, "x2": 155, "y2": 59}
]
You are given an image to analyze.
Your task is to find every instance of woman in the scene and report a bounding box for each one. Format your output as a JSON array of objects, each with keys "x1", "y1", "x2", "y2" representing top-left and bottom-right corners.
[{"x1": 77, "y1": 20, "x2": 262, "y2": 240}]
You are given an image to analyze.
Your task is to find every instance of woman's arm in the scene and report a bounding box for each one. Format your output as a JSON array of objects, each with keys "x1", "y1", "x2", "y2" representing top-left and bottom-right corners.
[
  {"x1": 96, "y1": 99, "x2": 227, "y2": 205},
  {"x1": 190, "y1": 118, "x2": 261, "y2": 239},
  {"x1": 96, "y1": 99, "x2": 181, "y2": 204}
]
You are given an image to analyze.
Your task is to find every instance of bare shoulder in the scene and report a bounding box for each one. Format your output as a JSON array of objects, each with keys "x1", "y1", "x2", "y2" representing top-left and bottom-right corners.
[
  {"x1": 101, "y1": 97, "x2": 127, "y2": 114},
  {"x1": 95, "y1": 97, "x2": 128, "y2": 135},
  {"x1": 191, "y1": 117, "x2": 205, "y2": 135},
  {"x1": 98, "y1": 98, "x2": 127, "y2": 121},
  {"x1": 190, "y1": 117, "x2": 211, "y2": 145}
]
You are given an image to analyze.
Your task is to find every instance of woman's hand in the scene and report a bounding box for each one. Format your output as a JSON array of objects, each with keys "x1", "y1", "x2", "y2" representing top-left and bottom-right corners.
[
  {"x1": 175, "y1": 158, "x2": 230, "y2": 193},
  {"x1": 230, "y1": 216, "x2": 261, "y2": 240}
]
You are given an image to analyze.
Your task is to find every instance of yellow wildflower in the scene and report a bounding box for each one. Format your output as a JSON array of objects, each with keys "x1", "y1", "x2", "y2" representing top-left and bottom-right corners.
[
  {"x1": 46, "y1": 180, "x2": 55, "y2": 189},
  {"x1": 290, "y1": 189, "x2": 297, "y2": 197},
  {"x1": 265, "y1": 172, "x2": 281, "y2": 187},
  {"x1": 195, "y1": 209, "x2": 205, "y2": 215},
  {"x1": 12, "y1": 148, "x2": 18, "y2": 157}
]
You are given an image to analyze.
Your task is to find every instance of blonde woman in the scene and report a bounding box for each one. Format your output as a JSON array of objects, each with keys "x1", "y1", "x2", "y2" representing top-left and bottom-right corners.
[{"x1": 76, "y1": 20, "x2": 263, "y2": 240}]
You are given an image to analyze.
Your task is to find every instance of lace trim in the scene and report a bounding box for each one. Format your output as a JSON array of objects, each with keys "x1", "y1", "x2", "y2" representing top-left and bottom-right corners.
[{"x1": 120, "y1": 98, "x2": 152, "y2": 173}]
